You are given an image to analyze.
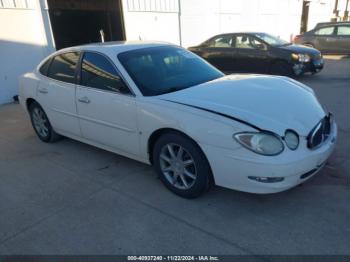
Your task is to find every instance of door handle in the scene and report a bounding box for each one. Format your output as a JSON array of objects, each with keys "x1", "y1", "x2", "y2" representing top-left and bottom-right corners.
[
  {"x1": 78, "y1": 97, "x2": 90, "y2": 104},
  {"x1": 38, "y1": 88, "x2": 48, "y2": 94}
]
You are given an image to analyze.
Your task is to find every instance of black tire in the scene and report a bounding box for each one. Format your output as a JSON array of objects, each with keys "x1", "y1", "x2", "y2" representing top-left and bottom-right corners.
[
  {"x1": 270, "y1": 61, "x2": 294, "y2": 77},
  {"x1": 29, "y1": 101, "x2": 61, "y2": 143},
  {"x1": 153, "y1": 132, "x2": 211, "y2": 199}
]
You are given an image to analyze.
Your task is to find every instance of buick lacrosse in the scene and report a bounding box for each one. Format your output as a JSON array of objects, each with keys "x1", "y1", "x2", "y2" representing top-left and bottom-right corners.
[{"x1": 19, "y1": 42, "x2": 337, "y2": 198}]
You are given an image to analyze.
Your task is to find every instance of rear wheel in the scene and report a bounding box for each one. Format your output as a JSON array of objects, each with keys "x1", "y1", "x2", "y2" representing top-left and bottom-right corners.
[
  {"x1": 153, "y1": 132, "x2": 211, "y2": 198},
  {"x1": 29, "y1": 101, "x2": 61, "y2": 143},
  {"x1": 270, "y1": 61, "x2": 294, "y2": 77}
]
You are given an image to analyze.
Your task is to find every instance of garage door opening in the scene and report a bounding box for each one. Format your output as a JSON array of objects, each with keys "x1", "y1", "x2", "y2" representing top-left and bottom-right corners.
[{"x1": 47, "y1": 0, "x2": 125, "y2": 50}]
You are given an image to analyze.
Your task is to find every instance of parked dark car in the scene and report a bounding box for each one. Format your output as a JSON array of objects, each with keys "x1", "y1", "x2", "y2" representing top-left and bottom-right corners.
[
  {"x1": 294, "y1": 22, "x2": 350, "y2": 54},
  {"x1": 188, "y1": 32, "x2": 323, "y2": 76}
]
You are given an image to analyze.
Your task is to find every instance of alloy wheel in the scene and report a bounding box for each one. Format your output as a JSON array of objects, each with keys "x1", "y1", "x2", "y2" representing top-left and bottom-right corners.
[
  {"x1": 32, "y1": 107, "x2": 49, "y2": 138},
  {"x1": 159, "y1": 143, "x2": 197, "y2": 190}
]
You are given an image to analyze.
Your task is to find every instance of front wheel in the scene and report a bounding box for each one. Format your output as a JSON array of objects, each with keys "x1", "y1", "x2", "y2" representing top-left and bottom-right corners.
[
  {"x1": 29, "y1": 101, "x2": 61, "y2": 143},
  {"x1": 269, "y1": 61, "x2": 294, "y2": 77},
  {"x1": 153, "y1": 132, "x2": 212, "y2": 198}
]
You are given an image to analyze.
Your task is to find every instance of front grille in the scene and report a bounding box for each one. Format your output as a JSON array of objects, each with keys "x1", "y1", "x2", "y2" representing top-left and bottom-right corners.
[
  {"x1": 312, "y1": 53, "x2": 322, "y2": 60},
  {"x1": 307, "y1": 113, "x2": 332, "y2": 149}
]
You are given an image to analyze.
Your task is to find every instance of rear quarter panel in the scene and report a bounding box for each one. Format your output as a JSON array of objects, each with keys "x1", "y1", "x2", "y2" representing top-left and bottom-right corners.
[{"x1": 19, "y1": 72, "x2": 39, "y2": 113}]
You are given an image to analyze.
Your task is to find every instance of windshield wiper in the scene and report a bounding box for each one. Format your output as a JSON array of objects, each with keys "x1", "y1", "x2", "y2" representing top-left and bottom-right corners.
[{"x1": 158, "y1": 86, "x2": 184, "y2": 95}]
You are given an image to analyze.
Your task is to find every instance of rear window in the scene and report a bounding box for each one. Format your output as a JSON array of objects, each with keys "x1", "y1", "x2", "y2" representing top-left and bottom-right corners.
[
  {"x1": 39, "y1": 58, "x2": 52, "y2": 76},
  {"x1": 208, "y1": 35, "x2": 233, "y2": 48},
  {"x1": 47, "y1": 52, "x2": 80, "y2": 84},
  {"x1": 337, "y1": 26, "x2": 350, "y2": 36}
]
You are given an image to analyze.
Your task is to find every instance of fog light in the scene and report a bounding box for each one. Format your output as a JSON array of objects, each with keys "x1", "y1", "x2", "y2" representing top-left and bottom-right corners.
[
  {"x1": 248, "y1": 176, "x2": 285, "y2": 183},
  {"x1": 285, "y1": 130, "x2": 299, "y2": 150}
]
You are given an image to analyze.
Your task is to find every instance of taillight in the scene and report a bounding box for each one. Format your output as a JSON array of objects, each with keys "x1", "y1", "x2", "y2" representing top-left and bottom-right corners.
[{"x1": 293, "y1": 35, "x2": 301, "y2": 43}]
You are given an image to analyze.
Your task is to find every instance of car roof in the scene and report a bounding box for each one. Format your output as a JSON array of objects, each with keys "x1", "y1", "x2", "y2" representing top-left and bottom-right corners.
[
  {"x1": 205, "y1": 32, "x2": 264, "y2": 41},
  {"x1": 56, "y1": 41, "x2": 174, "y2": 55},
  {"x1": 216, "y1": 32, "x2": 264, "y2": 36},
  {"x1": 315, "y1": 21, "x2": 350, "y2": 28}
]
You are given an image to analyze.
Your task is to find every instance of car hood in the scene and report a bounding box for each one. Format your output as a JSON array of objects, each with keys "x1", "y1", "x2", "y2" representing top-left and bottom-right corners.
[
  {"x1": 158, "y1": 75, "x2": 326, "y2": 136},
  {"x1": 279, "y1": 44, "x2": 320, "y2": 56}
]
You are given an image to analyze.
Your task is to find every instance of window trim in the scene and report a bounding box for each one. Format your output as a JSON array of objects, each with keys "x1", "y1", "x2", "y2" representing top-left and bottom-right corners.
[
  {"x1": 43, "y1": 51, "x2": 82, "y2": 85},
  {"x1": 77, "y1": 50, "x2": 135, "y2": 97}
]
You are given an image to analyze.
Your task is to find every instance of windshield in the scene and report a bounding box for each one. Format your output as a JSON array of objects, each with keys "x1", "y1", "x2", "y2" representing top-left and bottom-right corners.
[
  {"x1": 253, "y1": 33, "x2": 289, "y2": 46},
  {"x1": 118, "y1": 46, "x2": 224, "y2": 96}
]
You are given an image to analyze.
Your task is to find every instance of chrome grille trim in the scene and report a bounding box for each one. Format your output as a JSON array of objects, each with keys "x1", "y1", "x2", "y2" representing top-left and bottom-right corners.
[{"x1": 307, "y1": 113, "x2": 332, "y2": 149}]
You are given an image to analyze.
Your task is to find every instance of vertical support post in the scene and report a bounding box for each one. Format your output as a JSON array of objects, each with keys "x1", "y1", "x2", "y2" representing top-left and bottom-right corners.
[
  {"x1": 344, "y1": 0, "x2": 349, "y2": 21},
  {"x1": 178, "y1": 0, "x2": 182, "y2": 46}
]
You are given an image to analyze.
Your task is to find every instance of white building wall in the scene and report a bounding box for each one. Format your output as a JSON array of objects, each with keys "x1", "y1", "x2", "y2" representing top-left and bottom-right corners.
[
  {"x1": 0, "y1": 0, "x2": 53, "y2": 104},
  {"x1": 307, "y1": 0, "x2": 334, "y2": 30},
  {"x1": 181, "y1": 0, "x2": 303, "y2": 47},
  {"x1": 180, "y1": 0, "x2": 221, "y2": 47},
  {"x1": 1, "y1": 0, "x2": 347, "y2": 105},
  {"x1": 121, "y1": 0, "x2": 180, "y2": 45},
  {"x1": 307, "y1": 0, "x2": 349, "y2": 30},
  {"x1": 121, "y1": 0, "x2": 303, "y2": 48}
]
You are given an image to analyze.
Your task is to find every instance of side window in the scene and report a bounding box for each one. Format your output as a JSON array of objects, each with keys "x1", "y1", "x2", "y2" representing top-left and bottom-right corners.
[
  {"x1": 47, "y1": 52, "x2": 80, "y2": 84},
  {"x1": 208, "y1": 35, "x2": 233, "y2": 48},
  {"x1": 314, "y1": 26, "x2": 335, "y2": 36},
  {"x1": 337, "y1": 26, "x2": 350, "y2": 36},
  {"x1": 39, "y1": 58, "x2": 52, "y2": 76},
  {"x1": 235, "y1": 35, "x2": 267, "y2": 50},
  {"x1": 80, "y1": 52, "x2": 130, "y2": 94}
]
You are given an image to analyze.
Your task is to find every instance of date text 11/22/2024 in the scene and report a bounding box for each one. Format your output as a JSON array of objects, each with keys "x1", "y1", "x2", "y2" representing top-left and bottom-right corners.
[{"x1": 127, "y1": 256, "x2": 220, "y2": 261}]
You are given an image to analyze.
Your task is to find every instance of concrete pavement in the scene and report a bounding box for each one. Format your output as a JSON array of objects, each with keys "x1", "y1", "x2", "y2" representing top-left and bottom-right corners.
[{"x1": 0, "y1": 56, "x2": 349, "y2": 255}]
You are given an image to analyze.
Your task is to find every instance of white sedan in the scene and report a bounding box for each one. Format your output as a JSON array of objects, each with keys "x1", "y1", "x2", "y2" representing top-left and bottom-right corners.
[{"x1": 19, "y1": 42, "x2": 337, "y2": 198}]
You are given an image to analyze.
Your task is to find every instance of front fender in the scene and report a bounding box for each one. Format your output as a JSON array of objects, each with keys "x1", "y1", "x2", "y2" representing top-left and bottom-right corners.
[{"x1": 136, "y1": 98, "x2": 256, "y2": 161}]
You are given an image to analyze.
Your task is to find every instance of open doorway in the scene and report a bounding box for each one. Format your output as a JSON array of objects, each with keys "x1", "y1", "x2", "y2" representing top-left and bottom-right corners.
[{"x1": 47, "y1": 0, "x2": 125, "y2": 50}]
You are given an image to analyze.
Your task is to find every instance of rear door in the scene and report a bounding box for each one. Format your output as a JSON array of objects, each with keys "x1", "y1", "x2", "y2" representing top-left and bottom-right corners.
[
  {"x1": 76, "y1": 51, "x2": 139, "y2": 156},
  {"x1": 313, "y1": 26, "x2": 337, "y2": 53},
  {"x1": 335, "y1": 25, "x2": 350, "y2": 54},
  {"x1": 232, "y1": 34, "x2": 271, "y2": 73},
  {"x1": 37, "y1": 52, "x2": 81, "y2": 137},
  {"x1": 194, "y1": 35, "x2": 236, "y2": 73}
]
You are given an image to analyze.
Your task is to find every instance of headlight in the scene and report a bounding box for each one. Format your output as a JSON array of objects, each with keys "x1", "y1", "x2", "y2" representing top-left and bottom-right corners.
[
  {"x1": 284, "y1": 130, "x2": 299, "y2": 150},
  {"x1": 234, "y1": 132, "x2": 284, "y2": 156},
  {"x1": 291, "y1": 53, "x2": 310, "y2": 63}
]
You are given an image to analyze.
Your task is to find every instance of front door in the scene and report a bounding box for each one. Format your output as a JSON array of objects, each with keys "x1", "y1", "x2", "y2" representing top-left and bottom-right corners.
[
  {"x1": 232, "y1": 34, "x2": 270, "y2": 73},
  {"x1": 313, "y1": 26, "x2": 337, "y2": 53},
  {"x1": 76, "y1": 52, "x2": 139, "y2": 156}
]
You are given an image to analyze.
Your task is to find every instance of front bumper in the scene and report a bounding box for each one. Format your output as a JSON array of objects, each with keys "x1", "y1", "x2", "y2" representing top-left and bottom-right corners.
[
  {"x1": 201, "y1": 122, "x2": 337, "y2": 194},
  {"x1": 292, "y1": 58, "x2": 324, "y2": 76}
]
